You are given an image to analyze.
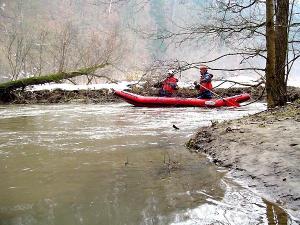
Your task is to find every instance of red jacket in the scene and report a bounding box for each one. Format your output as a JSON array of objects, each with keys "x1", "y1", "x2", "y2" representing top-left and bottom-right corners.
[
  {"x1": 162, "y1": 76, "x2": 178, "y2": 93},
  {"x1": 199, "y1": 72, "x2": 213, "y2": 92}
]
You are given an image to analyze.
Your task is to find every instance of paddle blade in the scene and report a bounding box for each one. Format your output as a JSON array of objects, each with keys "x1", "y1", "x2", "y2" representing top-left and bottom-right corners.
[{"x1": 225, "y1": 100, "x2": 240, "y2": 107}]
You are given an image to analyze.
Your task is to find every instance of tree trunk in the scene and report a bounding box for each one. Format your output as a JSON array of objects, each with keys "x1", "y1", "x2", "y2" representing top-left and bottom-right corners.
[
  {"x1": 275, "y1": 0, "x2": 289, "y2": 105},
  {"x1": 0, "y1": 63, "x2": 109, "y2": 102},
  {"x1": 265, "y1": 0, "x2": 277, "y2": 108}
]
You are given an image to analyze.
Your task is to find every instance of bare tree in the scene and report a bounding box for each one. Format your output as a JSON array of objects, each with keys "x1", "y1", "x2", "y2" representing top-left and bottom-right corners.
[
  {"x1": 273, "y1": 0, "x2": 289, "y2": 106},
  {"x1": 265, "y1": 0, "x2": 276, "y2": 107},
  {"x1": 49, "y1": 23, "x2": 76, "y2": 73},
  {"x1": 5, "y1": 30, "x2": 33, "y2": 80},
  {"x1": 36, "y1": 30, "x2": 49, "y2": 76}
]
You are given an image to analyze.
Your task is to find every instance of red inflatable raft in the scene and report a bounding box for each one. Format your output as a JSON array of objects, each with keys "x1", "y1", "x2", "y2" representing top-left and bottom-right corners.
[{"x1": 114, "y1": 90, "x2": 251, "y2": 107}]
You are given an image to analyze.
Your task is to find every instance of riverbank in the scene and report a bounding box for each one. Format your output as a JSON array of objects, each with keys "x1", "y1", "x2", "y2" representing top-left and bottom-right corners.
[
  {"x1": 5, "y1": 89, "x2": 121, "y2": 104},
  {"x1": 186, "y1": 100, "x2": 300, "y2": 219},
  {"x1": 1, "y1": 85, "x2": 300, "y2": 104}
]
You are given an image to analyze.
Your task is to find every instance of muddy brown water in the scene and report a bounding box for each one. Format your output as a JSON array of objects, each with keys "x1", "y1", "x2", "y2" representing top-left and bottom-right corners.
[{"x1": 0, "y1": 103, "x2": 296, "y2": 224}]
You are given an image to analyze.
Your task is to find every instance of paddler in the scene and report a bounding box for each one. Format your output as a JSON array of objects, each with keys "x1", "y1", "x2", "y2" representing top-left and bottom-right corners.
[
  {"x1": 159, "y1": 69, "x2": 179, "y2": 97},
  {"x1": 194, "y1": 65, "x2": 213, "y2": 99}
]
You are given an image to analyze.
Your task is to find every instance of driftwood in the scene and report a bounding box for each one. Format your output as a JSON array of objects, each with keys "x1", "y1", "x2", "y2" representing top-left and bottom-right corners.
[{"x1": 0, "y1": 63, "x2": 109, "y2": 102}]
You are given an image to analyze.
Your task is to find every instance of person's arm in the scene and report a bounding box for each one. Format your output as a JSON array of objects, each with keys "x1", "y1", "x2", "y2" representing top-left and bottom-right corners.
[
  {"x1": 169, "y1": 78, "x2": 178, "y2": 89},
  {"x1": 200, "y1": 74, "x2": 213, "y2": 83}
]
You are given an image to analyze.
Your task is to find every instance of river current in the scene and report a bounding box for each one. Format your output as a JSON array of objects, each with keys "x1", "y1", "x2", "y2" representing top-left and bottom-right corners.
[{"x1": 0, "y1": 103, "x2": 294, "y2": 224}]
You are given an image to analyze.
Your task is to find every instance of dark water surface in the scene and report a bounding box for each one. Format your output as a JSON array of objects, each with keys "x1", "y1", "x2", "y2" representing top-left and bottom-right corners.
[{"x1": 0, "y1": 103, "x2": 295, "y2": 224}]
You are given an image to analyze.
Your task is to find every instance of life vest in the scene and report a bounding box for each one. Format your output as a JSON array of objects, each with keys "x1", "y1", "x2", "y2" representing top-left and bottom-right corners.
[
  {"x1": 199, "y1": 72, "x2": 213, "y2": 93},
  {"x1": 162, "y1": 76, "x2": 178, "y2": 93}
]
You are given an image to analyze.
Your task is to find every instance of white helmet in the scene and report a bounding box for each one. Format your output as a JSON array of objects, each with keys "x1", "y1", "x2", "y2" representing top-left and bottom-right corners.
[{"x1": 167, "y1": 69, "x2": 175, "y2": 75}]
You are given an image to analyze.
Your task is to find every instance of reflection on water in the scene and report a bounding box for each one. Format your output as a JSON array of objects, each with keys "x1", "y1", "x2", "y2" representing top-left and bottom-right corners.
[
  {"x1": 0, "y1": 103, "x2": 296, "y2": 224},
  {"x1": 171, "y1": 179, "x2": 290, "y2": 225},
  {"x1": 265, "y1": 199, "x2": 288, "y2": 225}
]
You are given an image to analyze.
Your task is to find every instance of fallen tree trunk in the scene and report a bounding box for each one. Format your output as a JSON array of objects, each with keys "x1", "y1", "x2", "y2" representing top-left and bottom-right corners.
[{"x1": 0, "y1": 63, "x2": 109, "y2": 103}]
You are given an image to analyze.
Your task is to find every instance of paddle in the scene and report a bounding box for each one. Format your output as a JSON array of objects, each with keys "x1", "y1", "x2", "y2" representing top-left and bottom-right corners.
[{"x1": 197, "y1": 83, "x2": 240, "y2": 107}]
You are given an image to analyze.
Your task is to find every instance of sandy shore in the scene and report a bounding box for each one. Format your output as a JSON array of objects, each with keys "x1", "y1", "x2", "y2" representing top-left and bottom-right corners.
[{"x1": 187, "y1": 102, "x2": 300, "y2": 219}]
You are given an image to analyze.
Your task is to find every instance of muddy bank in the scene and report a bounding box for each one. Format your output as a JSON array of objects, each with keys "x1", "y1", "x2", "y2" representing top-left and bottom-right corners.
[
  {"x1": 186, "y1": 100, "x2": 300, "y2": 218},
  {"x1": 2, "y1": 89, "x2": 121, "y2": 104}
]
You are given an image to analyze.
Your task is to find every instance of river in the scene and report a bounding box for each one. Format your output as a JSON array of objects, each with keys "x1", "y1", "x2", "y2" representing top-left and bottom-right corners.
[{"x1": 0, "y1": 103, "x2": 294, "y2": 224}]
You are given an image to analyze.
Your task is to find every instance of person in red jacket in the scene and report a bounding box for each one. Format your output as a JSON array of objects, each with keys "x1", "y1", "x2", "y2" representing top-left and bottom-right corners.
[
  {"x1": 159, "y1": 69, "x2": 179, "y2": 97},
  {"x1": 194, "y1": 65, "x2": 213, "y2": 99}
]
